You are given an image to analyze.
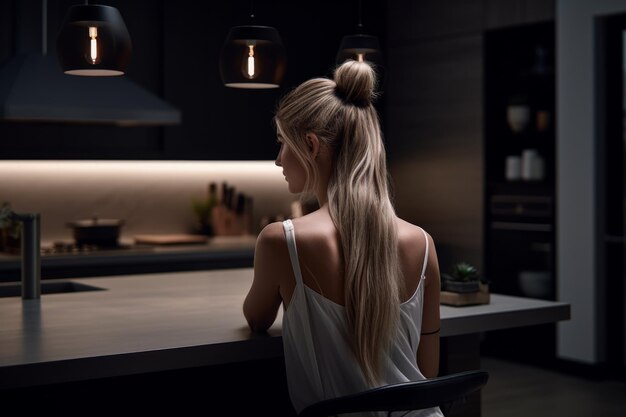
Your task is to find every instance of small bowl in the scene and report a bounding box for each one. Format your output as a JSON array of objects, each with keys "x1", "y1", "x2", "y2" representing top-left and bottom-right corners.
[{"x1": 518, "y1": 271, "x2": 552, "y2": 299}]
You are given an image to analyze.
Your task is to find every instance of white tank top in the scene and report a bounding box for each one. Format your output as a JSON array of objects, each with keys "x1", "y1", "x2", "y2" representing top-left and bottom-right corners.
[{"x1": 281, "y1": 219, "x2": 443, "y2": 416}]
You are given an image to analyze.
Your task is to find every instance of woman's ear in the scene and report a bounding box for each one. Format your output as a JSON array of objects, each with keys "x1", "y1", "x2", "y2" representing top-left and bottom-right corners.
[{"x1": 306, "y1": 133, "x2": 321, "y2": 159}]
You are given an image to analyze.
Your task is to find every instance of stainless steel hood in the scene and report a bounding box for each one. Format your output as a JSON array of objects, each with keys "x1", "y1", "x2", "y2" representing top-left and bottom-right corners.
[{"x1": 0, "y1": 1, "x2": 181, "y2": 126}]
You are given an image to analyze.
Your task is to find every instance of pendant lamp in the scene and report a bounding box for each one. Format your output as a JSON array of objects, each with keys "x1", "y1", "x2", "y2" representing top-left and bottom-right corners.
[
  {"x1": 336, "y1": 0, "x2": 381, "y2": 65},
  {"x1": 219, "y1": 3, "x2": 286, "y2": 89},
  {"x1": 57, "y1": 2, "x2": 132, "y2": 76}
]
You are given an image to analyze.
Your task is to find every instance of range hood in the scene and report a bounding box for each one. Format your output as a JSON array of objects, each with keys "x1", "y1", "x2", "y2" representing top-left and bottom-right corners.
[
  {"x1": 0, "y1": 1, "x2": 181, "y2": 126},
  {"x1": 0, "y1": 54, "x2": 181, "y2": 126}
]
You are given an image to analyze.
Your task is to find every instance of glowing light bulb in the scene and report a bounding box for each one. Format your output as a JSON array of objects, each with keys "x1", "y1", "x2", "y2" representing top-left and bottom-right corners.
[
  {"x1": 244, "y1": 42, "x2": 256, "y2": 79},
  {"x1": 356, "y1": 53, "x2": 365, "y2": 63},
  {"x1": 88, "y1": 26, "x2": 98, "y2": 65},
  {"x1": 247, "y1": 45, "x2": 255, "y2": 77}
]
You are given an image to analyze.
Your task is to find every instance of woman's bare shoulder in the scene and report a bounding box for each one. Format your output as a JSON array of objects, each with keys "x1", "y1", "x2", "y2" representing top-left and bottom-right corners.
[
  {"x1": 396, "y1": 217, "x2": 432, "y2": 243},
  {"x1": 256, "y1": 221, "x2": 286, "y2": 249},
  {"x1": 288, "y1": 211, "x2": 341, "y2": 261},
  {"x1": 290, "y1": 209, "x2": 336, "y2": 237},
  {"x1": 254, "y1": 221, "x2": 292, "y2": 278}
]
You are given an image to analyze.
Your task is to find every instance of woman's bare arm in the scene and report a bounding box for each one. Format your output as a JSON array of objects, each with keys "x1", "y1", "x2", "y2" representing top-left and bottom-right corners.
[
  {"x1": 243, "y1": 222, "x2": 285, "y2": 332},
  {"x1": 416, "y1": 232, "x2": 441, "y2": 378}
]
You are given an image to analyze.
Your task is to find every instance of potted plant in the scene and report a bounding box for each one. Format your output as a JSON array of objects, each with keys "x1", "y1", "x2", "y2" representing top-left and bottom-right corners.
[
  {"x1": 192, "y1": 197, "x2": 215, "y2": 236},
  {"x1": 0, "y1": 202, "x2": 21, "y2": 254},
  {"x1": 440, "y1": 261, "x2": 490, "y2": 306},
  {"x1": 441, "y1": 262, "x2": 483, "y2": 293}
]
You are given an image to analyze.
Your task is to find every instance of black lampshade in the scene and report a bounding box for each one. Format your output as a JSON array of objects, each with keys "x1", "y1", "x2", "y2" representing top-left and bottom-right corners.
[
  {"x1": 336, "y1": 33, "x2": 381, "y2": 65},
  {"x1": 57, "y1": 4, "x2": 132, "y2": 76},
  {"x1": 219, "y1": 25, "x2": 286, "y2": 89}
]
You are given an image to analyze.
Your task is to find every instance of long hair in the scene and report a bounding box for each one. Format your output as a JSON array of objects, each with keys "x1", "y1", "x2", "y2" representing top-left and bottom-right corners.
[{"x1": 275, "y1": 60, "x2": 402, "y2": 385}]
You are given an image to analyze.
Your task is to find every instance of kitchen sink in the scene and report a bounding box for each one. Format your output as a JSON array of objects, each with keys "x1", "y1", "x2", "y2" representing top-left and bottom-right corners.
[{"x1": 0, "y1": 281, "x2": 106, "y2": 298}]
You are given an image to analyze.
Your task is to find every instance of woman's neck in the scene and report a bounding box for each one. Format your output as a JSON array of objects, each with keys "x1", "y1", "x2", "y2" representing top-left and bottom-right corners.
[{"x1": 316, "y1": 194, "x2": 329, "y2": 208}]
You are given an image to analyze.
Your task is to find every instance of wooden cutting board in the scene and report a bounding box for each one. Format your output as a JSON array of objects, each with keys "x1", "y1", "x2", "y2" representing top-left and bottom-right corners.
[{"x1": 133, "y1": 234, "x2": 208, "y2": 245}]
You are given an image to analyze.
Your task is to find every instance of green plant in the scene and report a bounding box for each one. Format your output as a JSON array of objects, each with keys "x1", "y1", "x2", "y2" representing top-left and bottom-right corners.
[
  {"x1": 453, "y1": 262, "x2": 478, "y2": 281},
  {"x1": 192, "y1": 198, "x2": 213, "y2": 224},
  {"x1": 441, "y1": 262, "x2": 485, "y2": 293},
  {"x1": 0, "y1": 202, "x2": 20, "y2": 239},
  {"x1": 191, "y1": 192, "x2": 218, "y2": 236},
  {"x1": 0, "y1": 202, "x2": 21, "y2": 253},
  {"x1": 442, "y1": 262, "x2": 480, "y2": 283},
  {"x1": 0, "y1": 202, "x2": 12, "y2": 227}
]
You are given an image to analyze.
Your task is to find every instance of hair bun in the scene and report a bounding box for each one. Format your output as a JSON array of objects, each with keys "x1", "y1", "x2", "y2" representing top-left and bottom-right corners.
[{"x1": 333, "y1": 60, "x2": 377, "y2": 106}]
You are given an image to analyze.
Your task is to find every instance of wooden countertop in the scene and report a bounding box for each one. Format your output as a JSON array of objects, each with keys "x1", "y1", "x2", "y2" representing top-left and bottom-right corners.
[{"x1": 0, "y1": 268, "x2": 570, "y2": 390}]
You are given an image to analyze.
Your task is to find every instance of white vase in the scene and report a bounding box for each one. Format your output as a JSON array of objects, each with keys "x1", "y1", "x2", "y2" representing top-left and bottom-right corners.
[
  {"x1": 521, "y1": 149, "x2": 545, "y2": 181},
  {"x1": 505, "y1": 155, "x2": 522, "y2": 181},
  {"x1": 507, "y1": 105, "x2": 530, "y2": 133}
]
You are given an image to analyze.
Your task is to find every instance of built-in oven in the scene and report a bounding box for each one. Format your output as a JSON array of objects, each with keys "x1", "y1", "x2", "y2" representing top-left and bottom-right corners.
[
  {"x1": 482, "y1": 193, "x2": 557, "y2": 365},
  {"x1": 486, "y1": 194, "x2": 555, "y2": 300}
]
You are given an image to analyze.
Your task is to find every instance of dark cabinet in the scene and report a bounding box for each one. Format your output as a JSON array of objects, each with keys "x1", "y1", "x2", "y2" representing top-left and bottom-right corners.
[
  {"x1": 483, "y1": 21, "x2": 556, "y2": 299},
  {"x1": 482, "y1": 21, "x2": 557, "y2": 366},
  {"x1": 598, "y1": 12, "x2": 626, "y2": 375}
]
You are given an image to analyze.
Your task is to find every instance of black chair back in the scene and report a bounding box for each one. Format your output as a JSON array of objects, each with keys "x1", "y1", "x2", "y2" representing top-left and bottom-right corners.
[{"x1": 298, "y1": 369, "x2": 489, "y2": 417}]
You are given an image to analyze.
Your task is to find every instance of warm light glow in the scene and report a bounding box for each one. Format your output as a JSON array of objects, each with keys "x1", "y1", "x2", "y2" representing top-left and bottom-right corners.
[
  {"x1": 245, "y1": 43, "x2": 256, "y2": 79},
  {"x1": 0, "y1": 161, "x2": 290, "y2": 245},
  {"x1": 247, "y1": 57, "x2": 255, "y2": 77},
  {"x1": 89, "y1": 26, "x2": 98, "y2": 64},
  {"x1": 356, "y1": 53, "x2": 365, "y2": 62}
]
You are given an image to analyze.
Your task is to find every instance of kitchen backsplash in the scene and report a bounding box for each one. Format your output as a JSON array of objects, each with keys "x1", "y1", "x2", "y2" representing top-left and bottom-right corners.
[{"x1": 0, "y1": 161, "x2": 295, "y2": 245}]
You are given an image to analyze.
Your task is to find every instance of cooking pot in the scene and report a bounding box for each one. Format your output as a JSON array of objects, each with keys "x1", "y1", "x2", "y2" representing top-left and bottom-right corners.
[{"x1": 66, "y1": 217, "x2": 124, "y2": 247}]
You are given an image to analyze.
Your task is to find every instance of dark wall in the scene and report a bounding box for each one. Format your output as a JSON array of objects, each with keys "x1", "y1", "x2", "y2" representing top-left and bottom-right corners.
[
  {"x1": 0, "y1": 0, "x2": 386, "y2": 160},
  {"x1": 384, "y1": 0, "x2": 554, "y2": 273}
]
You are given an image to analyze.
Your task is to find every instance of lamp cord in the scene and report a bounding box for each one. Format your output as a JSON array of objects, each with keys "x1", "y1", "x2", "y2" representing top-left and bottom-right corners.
[
  {"x1": 249, "y1": 0, "x2": 255, "y2": 20},
  {"x1": 357, "y1": 0, "x2": 363, "y2": 29}
]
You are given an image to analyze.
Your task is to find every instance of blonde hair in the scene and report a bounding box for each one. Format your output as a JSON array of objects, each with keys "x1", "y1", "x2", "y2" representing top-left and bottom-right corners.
[{"x1": 275, "y1": 60, "x2": 402, "y2": 385}]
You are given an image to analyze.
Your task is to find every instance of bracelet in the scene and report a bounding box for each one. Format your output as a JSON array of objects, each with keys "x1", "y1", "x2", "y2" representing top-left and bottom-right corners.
[{"x1": 421, "y1": 328, "x2": 440, "y2": 336}]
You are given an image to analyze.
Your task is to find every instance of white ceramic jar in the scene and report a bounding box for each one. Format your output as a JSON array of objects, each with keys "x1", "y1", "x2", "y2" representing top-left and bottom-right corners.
[
  {"x1": 507, "y1": 105, "x2": 531, "y2": 133},
  {"x1": 505, "y1": 155, "x2": 522, "y2": 180}
]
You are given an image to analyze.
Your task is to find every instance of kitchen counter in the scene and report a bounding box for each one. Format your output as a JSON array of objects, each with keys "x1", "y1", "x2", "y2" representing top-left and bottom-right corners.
[
  {"x1": 0, "y1": 267, "x2": 570, "y2": 390},
  {"x1": 0, "y1": 235, "x2": 257, "y2": 281}
]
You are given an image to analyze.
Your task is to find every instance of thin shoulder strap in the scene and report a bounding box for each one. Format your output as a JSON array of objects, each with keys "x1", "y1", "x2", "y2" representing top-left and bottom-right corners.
[
  {"x1": 420, "y1": 228, "x2": 429, "y2": 278},
  {"x1": 281, "y1": 220, "x2": 324, "y2": 398},
  {"x1": 282, "y1": 219, "x2": 304, "y2": 285}
]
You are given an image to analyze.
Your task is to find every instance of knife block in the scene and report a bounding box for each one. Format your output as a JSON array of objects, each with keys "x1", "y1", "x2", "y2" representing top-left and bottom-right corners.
[{"x1": 211, "y1": 204, "x2": 250, "y2": 236}]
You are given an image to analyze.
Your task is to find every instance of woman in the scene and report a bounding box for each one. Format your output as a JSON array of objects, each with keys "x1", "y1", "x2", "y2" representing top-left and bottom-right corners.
[{"x1": 243, "y1": 59, "x2": 442, "y2": 416}]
